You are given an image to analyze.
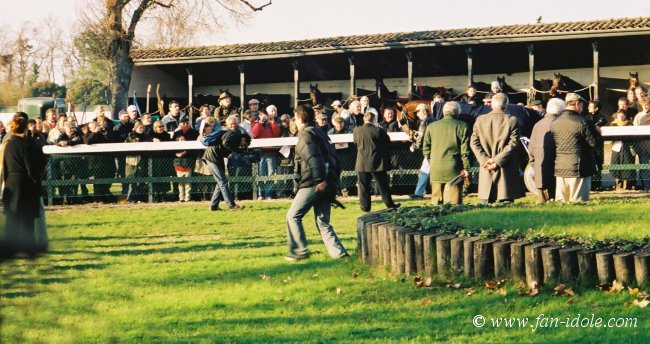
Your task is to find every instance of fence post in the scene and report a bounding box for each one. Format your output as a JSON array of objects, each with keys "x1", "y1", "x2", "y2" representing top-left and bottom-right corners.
[{"x1": 148, "y1": 156, "x2": 154, "y2": 203}]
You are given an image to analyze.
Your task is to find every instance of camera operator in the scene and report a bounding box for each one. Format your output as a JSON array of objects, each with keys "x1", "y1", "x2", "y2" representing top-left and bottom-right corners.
[
  {"x1": 285, "y1": 106, "x2": 348, "y2": 262},
  {"x1": 201, "y1": 122, "x2": 250, "y2": 211}
]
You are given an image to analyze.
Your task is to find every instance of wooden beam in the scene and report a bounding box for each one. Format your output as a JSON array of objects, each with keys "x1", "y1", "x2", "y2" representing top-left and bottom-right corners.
[
  {"x1": 293, "y1": 60, "x2": 299, "y2": 110},
  {"x1": 348, "y1": 55, "x2": 356, "y2": 100},
  {"x1": 528, "y1": 44, "x2": 535, "y2": 104},
  {"x1": 238, "y1": 64, "x2": 246, "y2": 118},
  {"x1": 187, "y1": 72, "x2": 193, "y2": 124},
  {"x1": 406, "y1": 51, "x2": 413, "y2": 99},
  {"x1": 592, "y1": 41, "x2": 599, "y2": 101},
  {"x1": 466, "y1": 47, "x2": 473, "y2": 86}
]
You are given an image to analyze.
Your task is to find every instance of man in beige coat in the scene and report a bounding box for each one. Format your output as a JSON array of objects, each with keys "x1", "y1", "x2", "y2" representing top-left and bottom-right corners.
[{"x1": 470, "y1": 93, "x2": 522, "y2": 203}]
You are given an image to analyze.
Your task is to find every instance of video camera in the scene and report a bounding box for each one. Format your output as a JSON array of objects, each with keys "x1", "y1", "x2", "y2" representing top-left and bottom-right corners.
[{"x1": 228, "y1": 148, "x2": 262, "y2": 168}]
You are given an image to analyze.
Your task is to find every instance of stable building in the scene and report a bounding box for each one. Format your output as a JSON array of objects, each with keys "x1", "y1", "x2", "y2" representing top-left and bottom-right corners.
[{"x1": 130, "y1": 16, "x2": 650, "y2": 116}]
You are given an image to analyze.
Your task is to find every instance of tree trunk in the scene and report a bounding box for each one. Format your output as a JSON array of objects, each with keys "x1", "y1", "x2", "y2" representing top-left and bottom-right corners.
[{"x1": 110, "y1": 38, "x2": 133, "y2": 119}]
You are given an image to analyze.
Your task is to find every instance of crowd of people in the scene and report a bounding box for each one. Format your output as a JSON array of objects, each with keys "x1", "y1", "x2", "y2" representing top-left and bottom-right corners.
[
  {"x1": 9, "y1": 83, "x2": 650, "y2": 209},
  {"x1": 3, "y1": 82, "x2": 650, "y2": 260}
]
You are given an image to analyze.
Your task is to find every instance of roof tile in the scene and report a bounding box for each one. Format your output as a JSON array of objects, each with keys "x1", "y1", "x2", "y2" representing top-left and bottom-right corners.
[{"x1": 132, "y1": 16, "x2": 650, "y2": 61}]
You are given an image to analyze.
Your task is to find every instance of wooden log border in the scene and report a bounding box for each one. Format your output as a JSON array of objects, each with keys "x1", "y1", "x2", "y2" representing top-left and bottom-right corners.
[{"x1": 355, "y1": 212, "x2": 650, "y2": 286}]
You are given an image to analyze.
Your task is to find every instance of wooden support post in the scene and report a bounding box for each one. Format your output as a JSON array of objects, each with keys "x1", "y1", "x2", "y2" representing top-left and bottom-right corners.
[
  {"x1": 559, "y1": 247, "x2": 581, "y2": 282},
  {"x1": 372, "y1": 222, "x2": 389, "y2": 265},
  {"x1": 348, "y1": 55, "x2": 356, "y2": 100},
  {"x1": 528, "y1": 44, "x2": 535, "y2": 104},
  {"x1": 413, "y1": 232, "x2": 425, "y2": 274},
  {"x1": 238, "y1": 64, "x2": 246, "y2": 118},
  {"x1": 493, "y1": 240, "x2": 514, "y2": 280},
  {"x1": 388, "y1": 224, "x2": 399, "y2": 273},
  {"x1": 450, "y1": 237, "x2": 465, "y2": 275},
  {"x1": 406, "y1": 51, "x2": 413, "y2": 98},
  {"x1": 466, "y1": 47, "x2": 473, "y2": 86},
  {"x1": 541, "y1": 246, "x2": 561, "y2": 284},
  {"x1": 292, "y1": 60, "x2": 300, "y2": 110},
  {"x1": 404, "y1": 230, "x2": 417, "y2": 275},
  {"x1": 592, "y1": 41, "x2": 599, "y2": 101},
  {"x1": 474, "y1": 239, "x2": 496, "y2": 280},
  {"x1": 596, "y1": 251, "x2": 615, "y2": 284},
  {"x1": 364, "y1": 218, "x2": 383, "y2": 265},
  {"x1": 510, "y1": 241, "x2": 531, "y2": 281},
  {"x1": 463, "y1": 237, "x2": 482, "y2": 278},
  {"x1": 187, "y1": 72, "x2": 194, "y2": 124},
  {"x1": 436, "y1": 234, "x2": 455, "y2": 276},
  {"x1": 525, "y1": 243, "x2": 546, "y2": 288},
  {"x1": 613, "y1": 252, "x2": 635, "y2": 285},
  {"x1": 356, "y1": 217, "x2": 368, "y2": 262},
  {"x1": 396, "y1": 227, "x2": 408, "y2": 274},
  {"x1": 422, "y1": 233, "x2": 438, "y2": 277},
  {"x1": 380, "y1": 223, "x2": 392, "y2": 267},
  {"x1": 577, "y1": 250, "x2": 598, "y2": 284},
  {"x1": 376, "y1": 222, "x2": 386, "y2": 265},
  {"x1": 634, "y1": 252, "x2": 650, "y2": 286}
]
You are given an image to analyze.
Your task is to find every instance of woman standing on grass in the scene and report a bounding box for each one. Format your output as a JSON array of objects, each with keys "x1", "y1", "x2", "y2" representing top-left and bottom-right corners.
[{"x1": 1, "y1": 113, "x2": 46, "y2": 257}]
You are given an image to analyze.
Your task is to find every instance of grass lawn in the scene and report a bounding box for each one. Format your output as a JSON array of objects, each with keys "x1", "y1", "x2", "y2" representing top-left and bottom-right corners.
[{"x1": 1, "y1": 195, "x2": 649, "y2": 343}]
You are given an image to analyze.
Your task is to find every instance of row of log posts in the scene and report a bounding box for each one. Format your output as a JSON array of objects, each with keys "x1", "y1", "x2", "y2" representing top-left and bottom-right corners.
[{"x1": 356, "y1": 215, "x2": 650, "y2": 286}]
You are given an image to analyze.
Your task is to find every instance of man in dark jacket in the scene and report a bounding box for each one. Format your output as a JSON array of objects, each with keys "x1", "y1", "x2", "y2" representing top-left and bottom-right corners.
[
  {"x1": 285, "y1": 106, "x2": 348, "y2": 261},
  {"x1": 201, "y1": 128, "x2": 248, "y2": 211},
  {"x1": 550, "y1": 93, "x2": 597, "y2": 203},
  {"x1": 353, "y1": 112, "x2": 400, "y2": 212},
  {"x1": 528, "y1": 98, "x2": 564, "y2": 203}
]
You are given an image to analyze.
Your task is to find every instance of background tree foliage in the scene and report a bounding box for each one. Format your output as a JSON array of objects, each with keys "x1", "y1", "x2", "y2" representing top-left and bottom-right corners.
[{"x1": 0, "y1": 0, "x2": 270, "y2": 113}]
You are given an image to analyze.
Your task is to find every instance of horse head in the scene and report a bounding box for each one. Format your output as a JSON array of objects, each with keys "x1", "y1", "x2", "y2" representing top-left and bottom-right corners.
[
  {"x1": 497, "y1": 76, "x2": 506, "y2": 89},
  {"x1": 630, "y1": 72, "x2": 640, "y2": 88},
  {"x1": 308, "y1": 83, "x2": 321, "y2": 106}
]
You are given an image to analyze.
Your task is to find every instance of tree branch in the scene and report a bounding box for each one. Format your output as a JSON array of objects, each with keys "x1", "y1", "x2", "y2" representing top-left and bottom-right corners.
[{"x1": 238, "y1": 0, "x2": 272, "y2": 11}]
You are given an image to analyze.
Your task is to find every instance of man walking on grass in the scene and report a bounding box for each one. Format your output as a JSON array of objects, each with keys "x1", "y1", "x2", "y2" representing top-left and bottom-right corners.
[{"x1": 285, "y1": 106, "x2": 348, "y2": 262}]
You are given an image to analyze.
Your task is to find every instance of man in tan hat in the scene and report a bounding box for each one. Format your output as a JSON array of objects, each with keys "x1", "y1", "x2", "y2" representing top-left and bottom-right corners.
[
  {"x1": 213, "y1": 91, "x2": 239, "y2": 126},
  {"x1": 409, "y1": 102, "x2": 435, "y2": 199},
  {"x1": 248, "y1": 98, "x2": 260, "y2": 117},
  {"x1": 550, "y1": 93, "x2": 597, "y2": 202}
]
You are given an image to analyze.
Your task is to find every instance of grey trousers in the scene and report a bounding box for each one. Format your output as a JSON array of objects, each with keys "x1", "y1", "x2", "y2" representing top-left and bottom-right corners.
[{"x1": 286, "y1": 187, "x2": 348, "y2": 258}]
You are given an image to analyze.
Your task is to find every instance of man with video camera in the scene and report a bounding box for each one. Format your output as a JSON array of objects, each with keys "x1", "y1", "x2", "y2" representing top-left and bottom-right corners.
[
  {"x1": 201, "y1": 118, "x2": 250, "y2": 211},
  {"x1": 285, "y1": 106, "x2": 348, "y2": 262}
]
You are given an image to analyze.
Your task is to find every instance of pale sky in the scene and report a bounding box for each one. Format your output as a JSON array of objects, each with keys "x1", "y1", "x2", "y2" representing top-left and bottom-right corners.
[{"x1": 1, "y1": 0, "x2": 649, "y2": 45}]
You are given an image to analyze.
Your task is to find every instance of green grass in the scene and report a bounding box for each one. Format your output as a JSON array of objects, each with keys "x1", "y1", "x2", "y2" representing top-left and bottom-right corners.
[{"x1": 1, "y1": 196, "x2": 649, "y2": 343}]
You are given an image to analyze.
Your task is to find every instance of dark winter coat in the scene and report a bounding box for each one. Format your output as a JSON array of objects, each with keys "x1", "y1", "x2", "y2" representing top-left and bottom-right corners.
[
  {"x1": 528, "y1": 115, "x2": 556, "y2": 189},
  {"x1": 353, "y1": 123, "x2": 392, "y2": 172},
  {"x1": 550, "y1": 110, "x2": 597, "y2": 178},
  {"x1": 294, "y1": 126, "x2": 339, "y2": 190}
]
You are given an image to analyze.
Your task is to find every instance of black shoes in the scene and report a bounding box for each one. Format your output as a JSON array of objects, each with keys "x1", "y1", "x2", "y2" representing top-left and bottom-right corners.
[
  {"x1": 409, "y1": 194, "x2": 424, "y2": 200},
  {"x1": 387, "y1": 203, "x2": 401, "y2": 211},
  {"x1": 285, "y1": 253, "x2": 310, "y2": 262},
  {"x1": 209, "y1": 205, "x2": 221, "y2": 211},
  {"x1": 229, "y1": 205, "x2": 245, "y2": 211}
]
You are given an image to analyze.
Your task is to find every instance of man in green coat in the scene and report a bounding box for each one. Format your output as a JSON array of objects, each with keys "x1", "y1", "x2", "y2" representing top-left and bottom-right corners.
[{"x1": 422, "y1": 101, "x2": 471, "y2": 205}]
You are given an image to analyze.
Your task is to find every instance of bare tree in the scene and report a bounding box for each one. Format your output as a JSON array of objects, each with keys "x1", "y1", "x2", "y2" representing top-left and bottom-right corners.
[{"x1": 78, "y1": 0, "x2": 272, "y2": 118}]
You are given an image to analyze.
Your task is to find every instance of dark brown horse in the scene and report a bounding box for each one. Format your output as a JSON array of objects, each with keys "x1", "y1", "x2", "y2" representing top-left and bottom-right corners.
[
  {"x1": 355, "y1": 78, "x2": 399, "y2": 111},
  {"x1": 474, "y1": 76, "x2": 527, "y2": 104},
  {"x1": 533, "y1": 73, "x2": 588, "y2": 104},
  {"x1": 410, "y1": 84, "x2": 454, "y2": 101}
]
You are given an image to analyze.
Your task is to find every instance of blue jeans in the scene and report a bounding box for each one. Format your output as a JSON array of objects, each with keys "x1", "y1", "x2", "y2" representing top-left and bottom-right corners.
[
  {"x1": 413, "y1": 158, "x2": 429, "y2": 196},
  {"x1": 258, "y1": 156, "x2": 277, "y2": 198},
  {"x1": 207, "y1": 160, "x2": 235, "y2": 208},
  {"x1": 414, "y1": 171, "x2": 429, "y2": 196},
  {"x1": 286, "y1": 187, "x2": 348, "y2": 258}
]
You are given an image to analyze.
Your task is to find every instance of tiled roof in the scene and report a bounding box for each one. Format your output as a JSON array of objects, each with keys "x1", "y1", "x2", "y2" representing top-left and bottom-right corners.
[{"x1": 132, "y1": 17, "x2": 650, "y2": 62}]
